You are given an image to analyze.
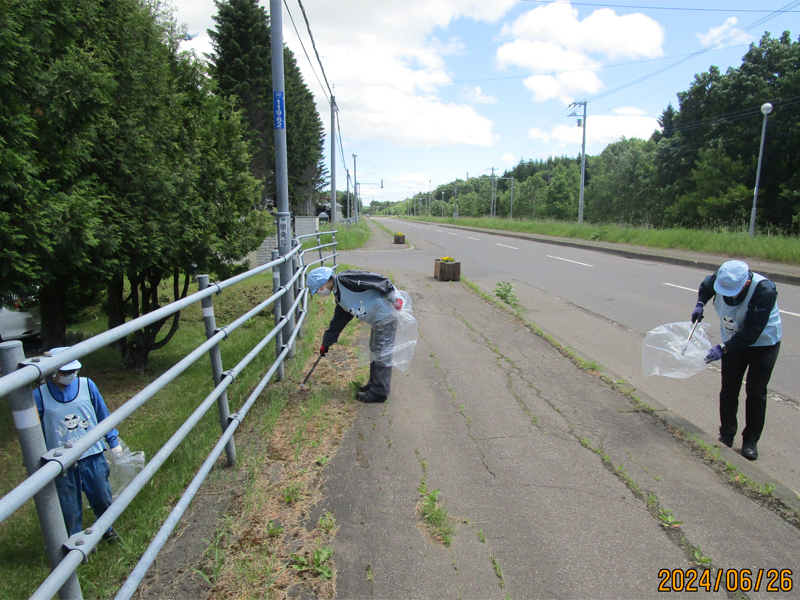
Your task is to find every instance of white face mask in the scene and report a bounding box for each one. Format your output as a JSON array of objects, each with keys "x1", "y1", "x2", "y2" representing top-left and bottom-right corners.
[
  {"x1": 57, "y1": 371, "x2": 78, "y2": 386},
  {"x1": 317, "y1": 287, "x2": 331, "y2": 297}
]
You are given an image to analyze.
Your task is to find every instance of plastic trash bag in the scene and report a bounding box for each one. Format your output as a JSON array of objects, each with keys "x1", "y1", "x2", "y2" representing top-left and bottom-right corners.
[
  {"x1": 358, "y1": 290, "x2": 417, "y2": 372},
  {"x1": 107, "y1": 438, "x2": 145, "y2": 500},
  {"x1": 642, "y1": 321, "x2": 712, "y2": 379}
]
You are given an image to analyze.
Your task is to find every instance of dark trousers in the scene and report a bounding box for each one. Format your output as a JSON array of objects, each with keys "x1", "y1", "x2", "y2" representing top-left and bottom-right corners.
[
  {"x1": 719, "y1": 341, "x2": 780, "y2": 443},
  {"x1": 368, "y1": 317, "x2": 397, "y2": 397},
  {"x1": 55, "y1": 451, "x2": 114, "y2": 536}
]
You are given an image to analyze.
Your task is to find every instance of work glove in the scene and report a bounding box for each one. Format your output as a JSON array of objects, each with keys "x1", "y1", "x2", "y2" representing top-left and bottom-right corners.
[
  {"x1": 320, "y1": 345, "x2": 328, "y2": 357},
  {"x1": 691, "y1": 301, "x2": 704, "y2": 323},
  {"x1": 705, "y1": 345, "x2": 723, "y2": 363},
  {"x1": 393, "y1": 298, "x2": 403, "y2": 310}
]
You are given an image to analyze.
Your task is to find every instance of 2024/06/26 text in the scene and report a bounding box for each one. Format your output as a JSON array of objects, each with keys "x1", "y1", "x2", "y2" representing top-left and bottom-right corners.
[{"x1": 658, "y1": 568, "x2": 793, "y2": 593}]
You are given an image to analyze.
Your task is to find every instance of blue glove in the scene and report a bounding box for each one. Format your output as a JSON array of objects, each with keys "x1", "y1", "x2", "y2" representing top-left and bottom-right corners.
[
  {"x1": 691, "y1": 301, "x2": 704, "y2": 323},
  {"x1": 705, "y1": 345, "x2": 723, "y2": 363}
]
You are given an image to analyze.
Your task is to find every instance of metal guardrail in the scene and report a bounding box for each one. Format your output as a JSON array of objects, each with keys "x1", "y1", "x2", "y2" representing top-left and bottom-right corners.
[{"x1": 0, "y1": 230, "x2": 340, "y2": 600}]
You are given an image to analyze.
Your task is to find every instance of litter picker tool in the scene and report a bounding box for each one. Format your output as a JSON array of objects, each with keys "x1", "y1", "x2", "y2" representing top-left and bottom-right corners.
[
  {"x1": 681, "y1": 320, "x2": 699, "y2": 356},
  {"x1": 299, "y1": 354, "x2": 324, "y2": 389}
]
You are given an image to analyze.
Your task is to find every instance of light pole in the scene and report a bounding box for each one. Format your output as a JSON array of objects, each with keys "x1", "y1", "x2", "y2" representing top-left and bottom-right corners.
[{"x1": 749, "y1": 102, "x2": 772, "y2": 237}]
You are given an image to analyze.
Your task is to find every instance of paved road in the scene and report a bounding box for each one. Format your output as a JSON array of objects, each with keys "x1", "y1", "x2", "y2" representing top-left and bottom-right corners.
[
  {"x1": 320, "y1": 220, "x2": 800, "y2": 599},
  {"x1": 374, "y1": 218, "x2": 800, "y2": 495}
]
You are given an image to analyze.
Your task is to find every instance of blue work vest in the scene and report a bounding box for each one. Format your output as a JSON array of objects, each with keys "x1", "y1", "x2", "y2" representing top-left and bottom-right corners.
[
  {"x1": 336, "y1": 280, "x2": 393, "y2": 323},
  {"x1": 39, "y1": 378, "x2": 104, "y2": 459},
  {"x1": 713, "y1": 273, "x2": 781, "y2": 347}
]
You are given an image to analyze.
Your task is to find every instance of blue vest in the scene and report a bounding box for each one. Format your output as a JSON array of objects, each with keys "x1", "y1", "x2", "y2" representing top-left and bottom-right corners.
[
  {"x1": 336, "y1": 279, "x2": 393, "y2": 324},
  {"x1": 39, "y1": 378, "x2": 104, "y2": 459},
  {"x1": 713, "y1": 273, "x2": 781, "y2": 347}
]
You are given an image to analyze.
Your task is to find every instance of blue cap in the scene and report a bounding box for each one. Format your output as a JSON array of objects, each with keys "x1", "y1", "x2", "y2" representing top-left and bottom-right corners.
[
  {"x1": 714, "y1": 260, "x2": 749, "y2": 297},
  {"x1": 307, "y1": 267, "x2": 334, "y2": 295}
]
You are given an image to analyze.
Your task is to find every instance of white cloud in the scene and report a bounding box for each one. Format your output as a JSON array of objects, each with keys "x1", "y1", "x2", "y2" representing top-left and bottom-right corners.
[
  {"x1": 463, "y1": 86, "x2": 498, "y2": 104},
  {"x1": 500, "y1": 152, "x2": 516, "y2": 164},
  {"x1": 528, "y1": 112, "x2": 659, "y2": 148},
  {"x1": 172, "y1": 0, "x2": 517, "y2": 147},
  {"x1": 498, "y1": 2, "x2": 664, "y2": 103},
  {"x1": 697, "y1": 17, "x2": 753, "y2": 48}
]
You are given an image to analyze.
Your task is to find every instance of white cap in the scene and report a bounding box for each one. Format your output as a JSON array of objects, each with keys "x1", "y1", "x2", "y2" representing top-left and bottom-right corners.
[
  {"x1": 48, "y1": 347, "x2": 82, "y2": 371},
  {"x1": 714, "y1": 260, "x2": 750, "y2": 297}
]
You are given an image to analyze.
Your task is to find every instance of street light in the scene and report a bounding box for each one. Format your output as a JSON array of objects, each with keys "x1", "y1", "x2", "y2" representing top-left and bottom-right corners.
[{"x1": 749, "y1": 102, "x2": 772, "y2": 237}]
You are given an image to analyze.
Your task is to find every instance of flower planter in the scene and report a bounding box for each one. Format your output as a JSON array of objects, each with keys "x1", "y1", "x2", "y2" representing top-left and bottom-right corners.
[
  {"x1": 434, "y1": 259, "x2": 461, "y2": 281},
  {"x1": 394, "y1": 234, "x2": 405, "y2": 244}
]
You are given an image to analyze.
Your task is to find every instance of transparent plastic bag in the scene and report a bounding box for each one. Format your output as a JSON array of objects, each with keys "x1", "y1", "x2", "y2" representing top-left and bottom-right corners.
[
  {"x1": 107, "y1": 438, "x2": 145, "y2": 500},
  {"x1": 358, "y1": 290, "x2": 417, "y2": 372},
  {"x1": 642, "y1": 321, "x2": 712, "y2": 379}
]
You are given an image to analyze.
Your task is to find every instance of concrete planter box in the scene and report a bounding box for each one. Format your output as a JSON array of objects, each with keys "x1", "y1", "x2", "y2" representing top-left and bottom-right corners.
[
  {"x1": 434, "y1": 259, "x2": 461, "y2": 281},
  {"x1": 394, "y1": 234, "x2": 405, "y2": 244}
]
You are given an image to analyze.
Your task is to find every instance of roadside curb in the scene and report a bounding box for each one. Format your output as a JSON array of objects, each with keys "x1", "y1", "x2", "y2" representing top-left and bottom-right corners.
[{"x1": 396, "y1": 218, "x2": 800, "y2": 288}]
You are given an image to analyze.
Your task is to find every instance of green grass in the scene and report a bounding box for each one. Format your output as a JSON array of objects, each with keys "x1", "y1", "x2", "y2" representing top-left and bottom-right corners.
[
  {"x1": 301, "y1": 218, "x2": 372, "y2": 253},
  {"x1": 401, "y1": 216, "x2": 800, "y2": 264}
]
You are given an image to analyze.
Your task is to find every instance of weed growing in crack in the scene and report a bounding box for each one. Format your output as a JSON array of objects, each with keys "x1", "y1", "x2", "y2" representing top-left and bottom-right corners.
[
  {"x1": 317, "y1": 511, "x2": 337, "y2": 533},
  {"x1": 494, "y1": 281, "x2": 518, "y2": 306},
  {"x1": 418, "y1": 483, "x2": 456, "y2": 547},
  {"x1": 478, "y1": 530, "x2": 487, "y2": 543},
  {"x1": 490, "y1": 554, "x2": 505, "y2": 590},
  {"x1": 689, "y1": 546, "x2": 713, "y2": 566},
  {"x1": 658, "y1": 508, "x2": 683, "y2": 529},
  {"x1": 290, "y1": 546, "x2": 334, "y2": 580},
  {"x1": 366, "y1": 564, "x2": 373, "y2": 581}
]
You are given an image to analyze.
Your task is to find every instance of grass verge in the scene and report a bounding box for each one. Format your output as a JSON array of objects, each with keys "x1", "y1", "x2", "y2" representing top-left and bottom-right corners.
[{"x1": 400, "y1": 216, "x2": 800, "y2": 264}]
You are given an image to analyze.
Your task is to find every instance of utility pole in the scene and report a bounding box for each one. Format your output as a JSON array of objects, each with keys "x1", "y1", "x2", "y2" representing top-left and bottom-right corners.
[
  {"x1": 454, "y1": 181, "x2": 458, "y2": 217},
  {"x1": 345, "y1": 170, "x2": 351, "y2": 219},
  {"x1": 270, "y1": 0, "x2": 295, "y2": 349},
  {"x1": 441, "y1": 191, "x2": 444, "y2": 217},
  {"x1": 352, "y1": 154, "x2": 358, "y2": 225},
  {"x1": 510, "y1": 176, "x2": 514, "y2": 220},
  {"x1": 570, "y1": 100, "x2": 587, "y2": 223},
  {"x1": 330, "y1": 96, "x2": 336, "y2": 223}
]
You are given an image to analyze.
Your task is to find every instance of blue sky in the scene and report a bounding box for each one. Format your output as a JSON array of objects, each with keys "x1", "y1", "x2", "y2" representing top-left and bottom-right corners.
[{"x1": 173, "y1": 0, "x2": 800, "y2": 206}]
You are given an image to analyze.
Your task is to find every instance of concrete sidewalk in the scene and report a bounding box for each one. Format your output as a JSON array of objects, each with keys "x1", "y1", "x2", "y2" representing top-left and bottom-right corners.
[{"x1": 319, "y1": 223, "x2": 800, "y2": 599}]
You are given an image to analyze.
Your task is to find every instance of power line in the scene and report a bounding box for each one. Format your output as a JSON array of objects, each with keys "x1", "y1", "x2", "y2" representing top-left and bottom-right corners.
[
  {"x1": 295, "y1": 0, "x2": 333, "y2": 98},
  {"x1": 521, "y1": 1, "x2": 800, "y2": 12},
  {"x1": 282, "y1": 0, "x2": 329, "y2": 102}
]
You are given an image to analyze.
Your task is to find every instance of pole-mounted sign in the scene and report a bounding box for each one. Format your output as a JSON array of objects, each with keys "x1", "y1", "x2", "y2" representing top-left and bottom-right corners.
[{"x1": 273, "y1": 91, "x2": 285, "y2": 129}]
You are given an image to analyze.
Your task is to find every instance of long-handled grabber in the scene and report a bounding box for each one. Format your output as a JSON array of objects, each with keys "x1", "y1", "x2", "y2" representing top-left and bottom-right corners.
[
  {"x1": 299, "y1": 354, "x2": 324, "y2": 389},
  {"x1": 681, "y1": 320, "x2": 699, "y2": 355}
]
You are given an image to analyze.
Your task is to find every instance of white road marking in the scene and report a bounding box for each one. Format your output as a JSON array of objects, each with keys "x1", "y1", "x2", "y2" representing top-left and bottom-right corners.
[
  {"x1": 435, "y1": 230, "x2": 443, "y2": 232},
  {"x1": 497, "y1": 243, "x2": 519, "y2": 250},
  {"x1": 468, "y1": 237, "x2": 481, "y2": 241},
  {"x1": 663, "y1": 283, "x2": 696, "y2": 292},
  {"x1": 448, "y1": 232, "x2": 458, "y2": 236},
  {"x1": 546, "y1": 255, "x2": 592, "y2": 267}
]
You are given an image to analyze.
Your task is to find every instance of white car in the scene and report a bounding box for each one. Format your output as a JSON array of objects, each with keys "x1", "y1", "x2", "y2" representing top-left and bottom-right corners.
[{"x1": 0, "y1": 304, "x2": 41, "y2": 342}]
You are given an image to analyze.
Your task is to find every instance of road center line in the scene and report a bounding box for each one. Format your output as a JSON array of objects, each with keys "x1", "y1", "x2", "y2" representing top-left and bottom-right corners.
[
  {"x1": 435, "y1": 230, "x2": 442, "y2": 232},
  {"x1": 448, "y1": 232, "x2": 458, "y2": 236},
  {"x1": 467, "y1": 237, "x2": 481, "y2": 241},
  {"x1": 663, "y1": 283, "x2": 696, "y2": 292},
  {"x1": 546, "y1": 255, "x2": 592, "y2": 267},
  {"x1": 497, "y1": 243, "x2": 519, "y2": 250}
]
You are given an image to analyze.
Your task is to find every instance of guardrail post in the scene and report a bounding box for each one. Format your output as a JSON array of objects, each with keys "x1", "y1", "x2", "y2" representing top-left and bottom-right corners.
[
  {"x1": 332, "y1": 231, "x2": 338, "y2": 267},
  {"x1": 0, "y1": 341, "x2": 83, "y2": 600},
  {"x1": 292, "y1": 253, "x2": 303, "y2": 340},
  {"x1": 316, "y1": 229, "x2": 324, "y2": 266},
  {"x1": 272, "y1": 250, "x2": 285, "y2": 381},
  {"x1": 196, "y1": 275, "x2": 236, "y2": 466}
]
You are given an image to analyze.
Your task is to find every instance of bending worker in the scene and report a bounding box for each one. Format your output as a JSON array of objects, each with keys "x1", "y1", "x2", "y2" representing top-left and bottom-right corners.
[
  {"x1": 34, "y1": 347, "x2": 122, "y2": 541},
  {"x1": 691, "y1": 260, "x2": 781, "y2": 461},
  {"x1": 307, "y1": 266, "x2": 403, "y2": 403}
]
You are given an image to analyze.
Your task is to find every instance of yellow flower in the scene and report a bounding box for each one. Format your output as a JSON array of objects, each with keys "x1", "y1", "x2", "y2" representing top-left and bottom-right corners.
[
  {"x1": 441, "y1": 256, "x2": 455, "y2": 263},
  {"x1": 396, "y1": 232, "x2": 404, "y2": 236}
]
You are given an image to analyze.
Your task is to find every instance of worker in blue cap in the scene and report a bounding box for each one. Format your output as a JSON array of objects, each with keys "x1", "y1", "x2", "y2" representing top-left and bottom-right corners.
[
  {"x1": 33, "y1": 347, "x2": 122, "y2": 541},
  {"x1": 691, "y1": 260, "x2": 782, "y2": 460},
  {"x1": 307, "y1": 266, "x2": 403, "y2": 402}
]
